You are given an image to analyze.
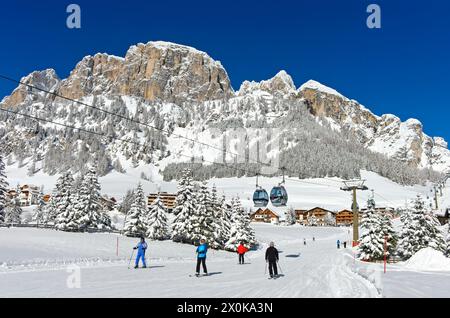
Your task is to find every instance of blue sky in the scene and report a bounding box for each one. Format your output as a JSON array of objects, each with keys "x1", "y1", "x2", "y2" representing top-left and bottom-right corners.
[{"x1": 1, "y1": 0, "x2": 449, "y2": 141}]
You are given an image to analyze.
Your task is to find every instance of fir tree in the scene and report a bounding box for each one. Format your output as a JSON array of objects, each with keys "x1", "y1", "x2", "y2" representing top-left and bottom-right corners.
[
  {"x1": 53, "y1": 172, "x2": 75, "y2": 229},
  {"x1": 145, "y1": 195, "x2": 170, "y2": 240},
  {"x1": 398, "y1": 195, "x2": 446, "y2": 260},
  {"x1": 285, "y1": 206, "x2": 297, "y2": 225},
  {"x1": 172, "y1": 169, "x2": 196, "y2": 243},
  {"x1": 446, "y1": 225, "x2": 450, "y2": 257},
  {"x1": 76, "y1": 167, "x2": 110, "y2": 230},
  {"x1": 219, "y1": 195, "x2": 232, "y2": 244},
  {"x1": 32, "y1": 190, "x2": 47, "y2": 226},
  {"x1": 45, "y1": 193, "x2": 58, "y2": 224},
  {"x1": 210, "y1": 185, "x2": 226, "y2": 248},
  {"x1": 5, "y1": 197, "x2": 22, "y2": 224},
  {"x1": 308, "y1": 215, "x2": 318, "y2": 226},
  {"x1": 123, "y1": 183, "x2": 147, "y2": 237},
  {"x1": 0, "y1": 155, "x2": 8, "y2": 224},
  {"x1": 119, "y1": 189, "x2": 135, "y2": 215},
  {"x1": 358, "y1": 203, "x2": 385, "y2": 261},
  {"x1": 225, "y1": 197, "x2": 256, "y2": 251},
  {"x1": 380, "y1": 213, "x2": 398, "y2": 258},
  {"x1": 190, "y1": 182, "x2": 218, "y2": 247}
]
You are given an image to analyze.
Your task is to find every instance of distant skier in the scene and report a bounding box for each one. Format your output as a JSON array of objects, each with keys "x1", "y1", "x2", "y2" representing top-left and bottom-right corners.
[
  {"x1": 237, "y1": 242, "x2": 249, "y2": 264},
  {"x1": 312, "y1": 236, "x2": 315, "y2": 242},
  {"x1": 195, "y1": 239, "x2": 208, "y2": 276},
  {"x1": 303, "y1": 238, "x2": 306, "y2": 246},
  {"x1": 343, "y1": 241, "x2": 347, "y2": 248},
  {"x1": 337, "y1": 239, "x2": 340, "y2": 249},
  {"x1": 265, "y1": 242, "x2": 279, "y2": 279},
  {"x1": 133, "y1": 237, "x2": 148, "y2": 269}
]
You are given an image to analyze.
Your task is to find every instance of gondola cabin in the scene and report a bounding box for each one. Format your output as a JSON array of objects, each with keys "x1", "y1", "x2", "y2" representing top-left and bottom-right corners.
[
  {"x1": 270, "y1": 185, "x2": 288, "y2": 207},
  {"x1": 253, "y1": 188, "x2": 269, "y2": 207}
]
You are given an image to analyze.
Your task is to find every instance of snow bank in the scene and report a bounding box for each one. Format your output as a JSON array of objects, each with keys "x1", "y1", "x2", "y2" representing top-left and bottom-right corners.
[{"x1": 403, "y1": 248, "x2": 450, "y2": 272}]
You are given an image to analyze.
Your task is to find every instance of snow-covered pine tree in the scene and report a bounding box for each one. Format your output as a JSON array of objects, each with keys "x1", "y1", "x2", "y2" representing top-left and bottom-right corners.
[
  {"x1": 358, "y1": 202, "x2": 384, "y2": 261},
  {"x1": 398, "y1": 195, "x2": 446, "y2": 260},
  {"x1": 5, "y1": 196, "x2": 22, "y2": 224},
  {"x1": 219, "y1": 195, "x2": 232, "y2": 244},
  {"x1": 446, "y1": 225, "x2": 450, "y2": 257},
  {"x1": 209, "y1": 185, "x2": 225, "y2": 248},
  {"x1": 123, "y1": 183, "x2": 147, "y2": 237},
  {"x1": 145, "y1": 195, "x2": 170, "y2": 240},
  {"x1": 380, "y1": 213, "x2": 398, "y2": 258},
  {"x1": 0, "y1": 155, "x2": 8, "y2": 224},
  {"x1": 285, "y1": 206, "x2": 297, "y2": 225},
  {"x1": 172, "y1": 169, "x2": 196, "y2": 243},
  {"x1": 189, "y1": 182, "x2": 218, "y2": 247},
  {"x1": 45, "y1": 193, "x2": 58, "y2": 224},
  {"x1": 32, "y1": 190, "x2": 47, "y2": 226},
  {"x1": 76, "y1": 167, "x2": 111, "y2": 230},
  {"x1": 119, "y1": 189, "x2": 135, "y2": 215},
  {"x1": 225, "y1": 197, "x2": 256, "y2": 251},
  {"x1": 53, "y1": 172, "x2": 75, "y2": 229},
  {"x1": 308, "y1": 214, "x2": 318, "y2": 226}
]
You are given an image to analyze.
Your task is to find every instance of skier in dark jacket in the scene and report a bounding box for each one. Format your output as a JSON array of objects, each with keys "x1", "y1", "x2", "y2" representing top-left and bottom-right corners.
[
  {"x1": 196, "y1": 239, "x2": 208, "y2": 276},
  {"x1": 133, "y1": 237, "x2": 148, "y2": 269},
  {"x1": 337, "y1": 240, "x2": 341, "y2": 249},
  {"x1": 265, "y1": 242, "x2": 279, "y2": 278}
]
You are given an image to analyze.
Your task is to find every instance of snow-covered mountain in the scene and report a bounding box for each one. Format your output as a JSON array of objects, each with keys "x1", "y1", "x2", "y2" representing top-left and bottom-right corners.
[{"x1": 0, "y1": 40, "x2": 448, "y2": 184}]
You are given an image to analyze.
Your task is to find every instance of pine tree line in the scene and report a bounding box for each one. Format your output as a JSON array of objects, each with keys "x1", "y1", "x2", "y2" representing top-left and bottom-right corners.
[
  {"x1": 122, "y1": 169, "x2": 256, "y2": 250},
  {"x1": 358, "y1": 195, "x2": 448, "y2": 261},
  {"x1": 34, "y1": 167, "x2": 114, "y2": 232}
]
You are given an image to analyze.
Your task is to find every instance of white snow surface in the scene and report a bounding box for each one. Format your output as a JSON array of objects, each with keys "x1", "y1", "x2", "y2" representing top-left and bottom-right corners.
[
  {"x1": 403, "y1": 248, "x2": 450, "y2": 272},
  {"x1": 1, "y1": 224, "x2": 448, "y2": 297},
  {"x1": 0, "y1": 225, "x2": 380, "y2": 297}
]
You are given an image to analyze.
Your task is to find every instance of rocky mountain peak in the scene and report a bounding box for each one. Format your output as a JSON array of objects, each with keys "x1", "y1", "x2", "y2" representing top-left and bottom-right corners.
[
  {"x1": 2, "y1": 69, "x2": 60, "y2": 107},
  {"x1": 237, "y1": 70, "x2": 296, "y2": 97},
  {"x1": 56, "y1": 41, "x2": 234, "y2": 104}
]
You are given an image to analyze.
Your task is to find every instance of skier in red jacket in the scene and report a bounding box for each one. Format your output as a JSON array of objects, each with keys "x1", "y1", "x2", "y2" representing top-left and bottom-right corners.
[{"x1": 237, "y1": 242, "x2": 249, "y2": 264}]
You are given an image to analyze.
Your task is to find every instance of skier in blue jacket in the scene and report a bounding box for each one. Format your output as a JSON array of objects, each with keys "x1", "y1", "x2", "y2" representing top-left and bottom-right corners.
[
  {"x1": 195, "y1": 239, "x2": 208, "y2": 276},
  {"x1": 133, "y1": 237, "x2": 148, "y2": 269}
]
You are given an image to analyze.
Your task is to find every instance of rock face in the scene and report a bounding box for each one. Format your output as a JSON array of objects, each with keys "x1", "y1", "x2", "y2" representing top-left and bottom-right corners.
[
  {"x1": 298, "y1": 80, "x2": 450, "y2": 170},
  {"x1": 2, "y1": 69, "x2": 60, "y2": 107},
  {"x1": 1, "y1": 40, "x2": 449, "y2": 172},
  {"x1": 238, "y1": 70, "x2": 297, "y2": 98},
  {"x1": 58, "y1": 41, "x2": 233, "y2": 104}
]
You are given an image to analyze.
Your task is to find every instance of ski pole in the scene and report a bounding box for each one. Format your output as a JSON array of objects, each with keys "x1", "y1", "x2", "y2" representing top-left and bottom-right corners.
[
  {"x1": 128, "y1": 249, "x2": 135, "y2": 269},
  {"x1": 264, "y1": 261, "x2": 267, "y2": 275},
  {"x1": 277, "y1": 261, "x2": 283, "y2": 274}
]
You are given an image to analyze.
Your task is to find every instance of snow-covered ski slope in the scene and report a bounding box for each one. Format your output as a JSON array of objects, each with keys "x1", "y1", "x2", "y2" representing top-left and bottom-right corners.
[
  {"x1": 1, "y1": 224, "x2": 449, "y2": 298},
  {"x1": 5, "y1": 162, "x2": 433, "y2": 215}
]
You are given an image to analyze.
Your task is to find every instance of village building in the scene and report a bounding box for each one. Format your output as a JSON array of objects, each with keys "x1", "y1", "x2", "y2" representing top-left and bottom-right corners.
[
  {"x1": 305, "y1": 207, "x2": 335, "y2": 226},
  {"x1": 435, "y1": 208, "x2": 449, "y2": 225},
  {"x1": 250, "y1": 208, "x2": 280, "y2": 224},
  {"x1": 295, "y1": 209, "x2": 308, "y2": 224},
  {"x1": 335, "y1": 209, "x2": 357, "y2": 226},
  {"x1": 99, "y1": 196, "x2": 117, "y2": 211},
  {"x1": 8, "y1": 185, "x2": 40, "y2": 206},
  {"x1": 148, "y1": 192, "x2": 176, "y2": 212}
]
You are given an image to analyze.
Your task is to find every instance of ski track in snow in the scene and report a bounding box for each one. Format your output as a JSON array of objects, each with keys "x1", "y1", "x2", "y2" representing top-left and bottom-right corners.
[{"x1": 0, "y1": 225, "x2": 381, "y2": 297}]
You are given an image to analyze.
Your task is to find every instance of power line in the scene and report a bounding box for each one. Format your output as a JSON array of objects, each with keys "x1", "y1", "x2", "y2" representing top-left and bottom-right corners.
[
  {"x1": 0, "y1": 74, "x2": 273, "y2": 168},
  {"x1": 0, "y1": 106, "x2": 356, "y2": 191}
]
